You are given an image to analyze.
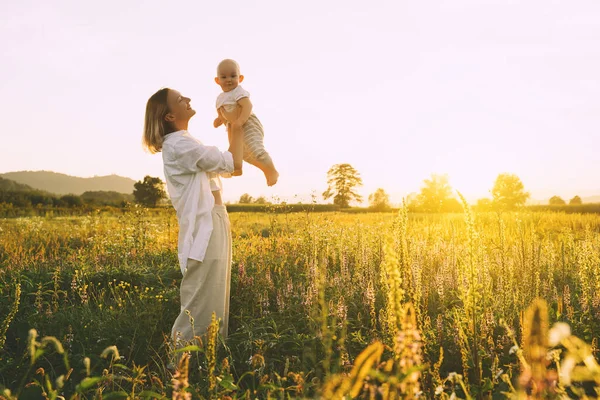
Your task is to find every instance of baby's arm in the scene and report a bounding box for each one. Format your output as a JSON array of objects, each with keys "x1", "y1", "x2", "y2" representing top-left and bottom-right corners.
[{"x1": 232, "y1": 97, "x2": 253, "y2": 128}]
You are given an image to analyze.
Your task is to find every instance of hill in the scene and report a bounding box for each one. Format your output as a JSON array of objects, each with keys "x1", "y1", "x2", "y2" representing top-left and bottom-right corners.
[
  {"x1": 0, "y1": 171, "x2": 136, "y2": 195},
  {"x1": 0, "y1": 177, "x2": 36, "y2": 192}
]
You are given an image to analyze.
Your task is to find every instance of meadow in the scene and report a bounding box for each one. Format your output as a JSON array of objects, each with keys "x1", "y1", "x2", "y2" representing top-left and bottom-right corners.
[{"x1": 1, "y1": 205, "x2": 600, "y2": 399}]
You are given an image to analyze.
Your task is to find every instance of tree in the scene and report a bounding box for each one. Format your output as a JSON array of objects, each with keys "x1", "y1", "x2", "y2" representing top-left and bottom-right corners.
[
  {"x1": 81, "y1": 191, "x2": 133, "y2": 206},
  {"x1": 491, "y1": 173, "x2": 529, "y2": 210},
  {"x1": 404, "y1": 192, "x2": 420, "y2": 212},
  {"x1": 368, "y1": 188, "x2": 391, "y2": 211},
  {"x1": 239, "y1": 193, "x2": 254, "y2": 204},
  {"x1": 549, "y1": 196, "x2": 566, "y2": 206},
  {"x1": 254, "y1": 196, "x2": 268, "y2": 204},
  {"x1": 322, "y1": 164, "x2": 363, "y2": 208},
  {"x1": 569, "y1": 195, "x2": 582, "y2": 205},
  {"x1": 475, "y1": 198, "x2": 493, "y2": 212},
  {"x1": 441, "y1": 198, "x2": 463, "y2": 213},
  {"x1": 59, "y1": 194, "x2": 83, "y2": 207},
  {"x1": 133, "y1": 176, "x2": 166, "y2": 207},
  {"x1": 416, "y1": 174, "x2": 454, "y2": 213}
]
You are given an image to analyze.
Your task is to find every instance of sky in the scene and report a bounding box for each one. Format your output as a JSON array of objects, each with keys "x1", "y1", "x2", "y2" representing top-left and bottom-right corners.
[{"x1": 1, "y1": 0, "x2": 599, "y2": 205}]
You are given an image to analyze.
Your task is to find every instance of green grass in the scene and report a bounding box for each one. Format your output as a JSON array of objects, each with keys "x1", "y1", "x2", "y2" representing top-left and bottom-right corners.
[{"x1": 1, "y1": 208, "x2": 600, "y2": 398}]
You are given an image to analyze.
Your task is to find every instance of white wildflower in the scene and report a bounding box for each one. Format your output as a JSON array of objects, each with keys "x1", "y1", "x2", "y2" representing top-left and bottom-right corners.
[
  {"x1": 495, "y1": 369, "x2": 504, "y2": 379},
  {"x1": 559, "y1": 355, "x2": 577, "y2": 386},
  {"x1": 549, "y1": 322, "x2": 571, "y2": 346}
]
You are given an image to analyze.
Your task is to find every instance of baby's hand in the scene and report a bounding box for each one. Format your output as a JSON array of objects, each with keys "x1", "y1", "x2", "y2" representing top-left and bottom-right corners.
[{"x1": 213, "y1": 117, "x2": 223, "y2": 128}]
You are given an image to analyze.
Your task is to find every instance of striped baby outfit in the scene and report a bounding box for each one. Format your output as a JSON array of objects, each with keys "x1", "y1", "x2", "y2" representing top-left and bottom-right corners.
[{"x1": 216, "y1": 86, "x2": 271, "y2": 163}]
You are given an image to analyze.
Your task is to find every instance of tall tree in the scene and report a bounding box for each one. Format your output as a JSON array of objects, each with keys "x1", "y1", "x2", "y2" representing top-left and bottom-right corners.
[
  {"x1": 549, "y1": 196, "x2": 566, "y2": 205},
  {"x1": 239, "y1": 193, "x2": 254, "y2": 204},
  {"x1": 569, "y1": 195, "x2": 582, "y2": 205},
  {"x1": 476, "y1": 198, "x2": 493, "y2": 212},
  {"x1": 491, "y1": 173, "x2": 529, "y2": 210},
  {"x1": 417, "y1": 174, "x2": 454, "y2": 213},
  {"x1": 322, "y1": 164, "x2": 363, "y2": 208},
  {"x1": 133, "y1": 176, "x2": 166, "y2": 207},
  {"x1": 254, "y1": 196, "x2": 268, "y2": 204},
  {"x1": 368, "y1": 188, "x2": 391, "y2": 211},
  {"x1": 59, "y1": 194, "x2": 83, "y2": 207}
]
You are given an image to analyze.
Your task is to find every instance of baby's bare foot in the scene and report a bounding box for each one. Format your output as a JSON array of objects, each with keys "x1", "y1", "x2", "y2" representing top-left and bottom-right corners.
[
  {"x1": 232, "y1": 169, "x2": 243, "y2": 176},
  {"x1": 266, "y1": 170, "x2": 279, "y2": 186}
]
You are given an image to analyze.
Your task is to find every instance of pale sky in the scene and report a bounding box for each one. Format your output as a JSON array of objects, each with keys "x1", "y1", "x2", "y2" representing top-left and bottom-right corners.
[{"x1": 1, "y1": 0, "x2": 599, "y2": 204}]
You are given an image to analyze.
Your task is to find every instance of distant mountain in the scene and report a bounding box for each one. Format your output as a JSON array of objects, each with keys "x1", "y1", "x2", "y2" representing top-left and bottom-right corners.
[
  {"x1": 583, "y1": 195, "x2": 600, "y2": 203},
  {"x1": 0, "y1": 177, "x2": 36, "y2": 192},
  {"x1": 0, "y1": 171, "x2": 136, "y2": 195}
]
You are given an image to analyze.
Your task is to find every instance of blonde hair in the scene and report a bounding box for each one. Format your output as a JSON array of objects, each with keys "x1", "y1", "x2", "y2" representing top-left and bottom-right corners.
[{"x1": 142, "y1": 88, "x2": 174, "y2": 153}]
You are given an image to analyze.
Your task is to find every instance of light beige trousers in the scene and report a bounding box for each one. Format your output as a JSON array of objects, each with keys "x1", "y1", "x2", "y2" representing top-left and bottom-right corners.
[{"x1": 171, "y1": 205, "x2": 232, "y2": 344}]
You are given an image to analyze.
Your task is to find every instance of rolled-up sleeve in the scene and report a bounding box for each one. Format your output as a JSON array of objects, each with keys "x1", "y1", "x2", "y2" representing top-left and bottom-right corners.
[
  {"x1": 208, "y1": 173, "x2": 222, "y2": 191},
  {"x1": 175, "y1": 137, "x2": 234, "y2": 174}
]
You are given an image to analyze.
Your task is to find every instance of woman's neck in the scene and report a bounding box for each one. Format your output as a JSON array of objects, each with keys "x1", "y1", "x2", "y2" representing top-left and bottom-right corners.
[{"x1": 172, "y1": 120, "x2": 189, "y2": 131}]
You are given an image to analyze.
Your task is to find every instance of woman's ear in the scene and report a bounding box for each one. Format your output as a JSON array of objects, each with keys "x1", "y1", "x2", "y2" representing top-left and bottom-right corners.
[
  {"x1": 165, "y1": 113, "x2": 175, "y2": 122},
  {"x1": 239, "y1": 75, "x2": 244, "y2": 83}
]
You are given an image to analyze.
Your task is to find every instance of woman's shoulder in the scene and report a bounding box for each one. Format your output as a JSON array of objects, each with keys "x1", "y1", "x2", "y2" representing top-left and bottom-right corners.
[
  {"x1": 163, "y1": 132, "x2": 206, "y2": 162},
  {"x1": 163, "y1": 131, "x2": 198, "y2": 148}
]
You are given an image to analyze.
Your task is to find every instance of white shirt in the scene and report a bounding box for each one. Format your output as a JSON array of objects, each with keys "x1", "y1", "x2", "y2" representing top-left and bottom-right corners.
[
  {"x1": 215, "y1": 85, "x2": 250, "y2": 111},
  {"x1": 162, "y1": 130, "x2": 234, "y2": 274}
]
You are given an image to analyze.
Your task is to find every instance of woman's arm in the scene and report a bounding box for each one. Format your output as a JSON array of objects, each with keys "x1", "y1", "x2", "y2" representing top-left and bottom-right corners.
[
  {"x1": 219, "y1": 106, "x2": 239, "y2": 123},
  {"x1": 172, "y1": 136, "x2": 237, "y2": 174},
  {"x1": 227, "y1": 122, "x2": 244, "y2": 173},
  {"x1": 213, "y1": 110, "x2": 224, "y2": 128},
  {"x1": 214, "y1": 107, "x2": 231, "y2": 128},
  {"x1": 214, "y1": 105, "x2": 244, "y2": 172}
]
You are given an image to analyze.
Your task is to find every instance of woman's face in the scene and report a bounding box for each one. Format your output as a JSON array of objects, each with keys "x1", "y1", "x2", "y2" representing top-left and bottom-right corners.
[{"x1": 165, "y1": 90, "x2": 196, "y2": 124}]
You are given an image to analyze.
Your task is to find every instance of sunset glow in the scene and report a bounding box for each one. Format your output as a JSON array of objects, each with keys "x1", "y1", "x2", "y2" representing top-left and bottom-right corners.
[{"x1": 1, "y1": 0, "x2": 599, "y2": 204}]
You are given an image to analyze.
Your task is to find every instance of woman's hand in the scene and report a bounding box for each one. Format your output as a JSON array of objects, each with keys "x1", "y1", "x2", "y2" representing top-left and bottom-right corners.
[
  {"x1": 219, "y1": 106, "x2": 239, "y2": 123},
  {"x1": 213, "y1": 117, "x2": 223, "y2": 128},
  {"x1": 231, "y1": 119, "x2": 245, "y2": 129}
]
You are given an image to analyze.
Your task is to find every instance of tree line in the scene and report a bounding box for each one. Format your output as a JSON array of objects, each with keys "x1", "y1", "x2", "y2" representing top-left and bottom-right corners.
[
  {"x1": 0, "y1": 190, "x2": 134, "y2": 208},
  {"x1": 136, "y1": 166, "x2": 591, "y2": 212},
  {"x1": 0, "y1": 176, "x2": 163, "y2": 208},
  {"x1": 0, "y1": 170, "x2": 591, "y2": 213},
  {"x1": 319, "y1": 163, "x2": 588, "y2": 212}
]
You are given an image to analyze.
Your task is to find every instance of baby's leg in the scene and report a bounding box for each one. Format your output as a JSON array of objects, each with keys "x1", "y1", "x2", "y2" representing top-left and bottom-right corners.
[
  {"x1": 240, "y1": 114, "x2": 278, "y2": 184},
  {"x1": 247, "y1": 153, "x2": 279, "y2": 186}
]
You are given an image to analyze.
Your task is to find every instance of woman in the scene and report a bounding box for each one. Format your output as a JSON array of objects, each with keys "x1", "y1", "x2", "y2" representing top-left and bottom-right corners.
[{"x1": 142, "y1": 88, "x2": 242, "y2": 343}]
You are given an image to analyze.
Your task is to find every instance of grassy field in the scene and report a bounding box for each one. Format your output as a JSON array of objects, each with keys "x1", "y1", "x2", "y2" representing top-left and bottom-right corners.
[{"x1": 1, "y1": 206, "x2": 600, "y2": 399}]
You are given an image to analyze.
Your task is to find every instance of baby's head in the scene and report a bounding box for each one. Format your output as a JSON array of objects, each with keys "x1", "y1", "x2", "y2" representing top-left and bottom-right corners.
[{"x1": 215, "y1": 59, "x2": 244, "y2": 92}]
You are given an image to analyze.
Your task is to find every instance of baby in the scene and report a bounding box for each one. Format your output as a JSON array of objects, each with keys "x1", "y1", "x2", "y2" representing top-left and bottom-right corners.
[{"x1": 213, "y1": 59, "x2": 279, "y2": 186}]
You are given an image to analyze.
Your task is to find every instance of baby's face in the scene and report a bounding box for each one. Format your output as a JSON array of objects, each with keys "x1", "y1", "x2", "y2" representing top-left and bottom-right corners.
[{"x1": 216, "y1": 62, "x2": 242, "y2": 92}]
